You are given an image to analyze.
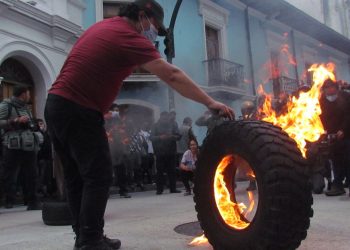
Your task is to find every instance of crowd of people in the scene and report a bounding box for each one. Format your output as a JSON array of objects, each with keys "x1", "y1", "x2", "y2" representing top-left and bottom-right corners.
[
  {"x1": 0, "y1": 92, "x2": 205, "y2": 209},
  {"x1": 0, "y1": 87, "x2": 225, "y2": 211},
  {"x1": 104, "y1": 105, "x2": 200, "y2": 198},
  {"x1": 0, "y1": 0, "x2": 348, "y2": 248},
  {"x1": 0, "y1": 79, "x2": 349, "y2": 212}
]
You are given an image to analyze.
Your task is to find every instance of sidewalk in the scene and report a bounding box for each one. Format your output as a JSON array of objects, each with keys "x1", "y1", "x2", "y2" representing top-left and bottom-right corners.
[{"x1": 0, "y1": 189, "x2": 350, "y2": 250}]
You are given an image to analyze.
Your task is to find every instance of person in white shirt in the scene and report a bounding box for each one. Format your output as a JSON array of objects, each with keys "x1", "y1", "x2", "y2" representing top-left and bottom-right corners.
[
  {"x1": 140, "y1": 122, "x2": 155, "y2": 184},
  {"x1": 180, "y1": 139, "x2": 199, "y2": 196}
]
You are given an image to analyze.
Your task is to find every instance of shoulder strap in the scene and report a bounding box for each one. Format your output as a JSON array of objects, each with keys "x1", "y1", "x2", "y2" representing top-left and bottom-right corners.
[
  {"x1": 7, "y1": 102, "x2": 20, "y2": 118},
  {"x1": 6, "y1": 102, "x2": 12, "y2": 119}
]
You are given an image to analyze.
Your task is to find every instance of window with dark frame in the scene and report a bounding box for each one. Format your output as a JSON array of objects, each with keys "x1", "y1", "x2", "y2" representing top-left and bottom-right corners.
[
  {"x1": 270, "y1": 51, "x2": 281, "y2": 97},
  {"x1": 305, "y1": 63, "x2": 313, "y2": 86},
  {"x1": 205, "y1": 25, "x2": 220, "y2": 60}
]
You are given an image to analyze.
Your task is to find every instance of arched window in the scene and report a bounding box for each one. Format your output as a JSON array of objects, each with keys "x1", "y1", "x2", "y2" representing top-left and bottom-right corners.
[{"x1": 0, "y1": 58, "x2": 35, "y2": 113}]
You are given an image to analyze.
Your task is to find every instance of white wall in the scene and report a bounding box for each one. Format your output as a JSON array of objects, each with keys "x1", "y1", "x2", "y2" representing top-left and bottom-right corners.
[
  {"x1": 0, "y1": 0, "x2": 83, "y2": 117},
  {"x1": 285, "y1": 0, "x2": 324, "y2": 23},
  {"x1": 19, "y1": 0, "x2": 85, "y2": 27},
  {"x1": 285, "y1": 0, "x2": 350, "y2": 38}
]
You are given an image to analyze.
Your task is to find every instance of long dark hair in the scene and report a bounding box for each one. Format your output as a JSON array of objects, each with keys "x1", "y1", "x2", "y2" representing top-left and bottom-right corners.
[{"x1": 119, "y1": 3, "x2": 154, "y2": 22}]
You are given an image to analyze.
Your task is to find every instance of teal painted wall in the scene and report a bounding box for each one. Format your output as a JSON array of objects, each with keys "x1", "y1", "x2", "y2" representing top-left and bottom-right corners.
[
  {"x1": 80, "y1": 0, "x2": 350, "y2": 142},
  {"x1": 157, "y1": 0, "x2": 207, "y2": 85},
  {"x1": 82, "y1": 0, "x2": 96, "y2": 29}
]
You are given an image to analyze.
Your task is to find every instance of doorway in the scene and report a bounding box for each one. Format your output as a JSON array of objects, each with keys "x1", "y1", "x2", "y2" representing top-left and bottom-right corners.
[{"x1": 0, "y1": 58, "x2": 36, "y2": 114}]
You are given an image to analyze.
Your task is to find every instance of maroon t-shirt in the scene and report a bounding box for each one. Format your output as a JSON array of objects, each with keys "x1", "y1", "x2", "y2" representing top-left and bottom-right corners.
[{"x1": 49, "y1": 17, "x2": 161, "y2": 113}]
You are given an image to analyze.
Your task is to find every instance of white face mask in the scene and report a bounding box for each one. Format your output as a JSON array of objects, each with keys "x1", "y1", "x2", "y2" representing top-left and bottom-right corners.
[
  {"x1": 141, "y1": 16, "x2": 158, "y2": 43},
  {"x1": 111, "y1": 111, "x2": 119, "y2": 118},
  {"x1": 326, "y1": 94, "x2": 338, "y2": 102}
]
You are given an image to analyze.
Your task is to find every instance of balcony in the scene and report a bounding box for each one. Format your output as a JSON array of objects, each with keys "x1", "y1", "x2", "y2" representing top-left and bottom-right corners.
[
  {"x1": 272, "y1": 76, "x2": 301, "y2": 96},
  {"x1": 204, "y1": 58, "x2": 244, "y2": 88},
  {"x1": 279, "y1": 76, "x2": 300, "y2": 93}
]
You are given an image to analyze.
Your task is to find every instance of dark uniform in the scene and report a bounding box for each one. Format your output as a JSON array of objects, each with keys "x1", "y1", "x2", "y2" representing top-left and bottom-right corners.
[
  {"x1": 320, "y1": 87, "x2": 350, "y2": 195},
  {"x1": 150, "y1": 113, "x2": 181, "y2": 194}
]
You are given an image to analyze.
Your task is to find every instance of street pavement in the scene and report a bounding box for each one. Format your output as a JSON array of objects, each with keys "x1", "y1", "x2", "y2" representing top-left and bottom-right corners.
[{"x1": 0, "y1": 187, "x2": 350, "y2": 250}]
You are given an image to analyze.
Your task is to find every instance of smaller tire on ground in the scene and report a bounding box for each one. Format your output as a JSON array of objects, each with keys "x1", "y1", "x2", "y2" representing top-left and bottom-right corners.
[{"x1": 42, "y1": 201, "x2": 73, "y2": 226}]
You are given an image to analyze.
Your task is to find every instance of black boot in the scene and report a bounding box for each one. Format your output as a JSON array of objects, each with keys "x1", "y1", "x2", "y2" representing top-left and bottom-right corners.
[
  {"x1": 5, "y1": 202, "x2": 13, "y2": 209},
  {"x1": 119, "y1": 192, "x2": 131, "y2": 198},
  {"x1": 74, "y1": 236, "x2": 121, "y2": 250},
  {"x1": 103, "y1": 236, "x2": 121, "y2": 250},
  {"x1": 27, "y1": 201, "x2": 42, "y2": 210},
  {"x1": 184, "y1": 189, "x2": 191, "y2": 196},
  {"x1": 137, "y1": 184, "x2": 145, "y2": 191},
  {"x1": 325, "y1": 185, "x2": 346, "y2": 196},
  {"x1": 5, "y1": 197, "x2": 14, "y2": 209}
]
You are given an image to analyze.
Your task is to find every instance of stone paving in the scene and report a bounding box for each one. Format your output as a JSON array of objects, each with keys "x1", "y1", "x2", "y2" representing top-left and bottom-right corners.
[{"x1": 0, "y1": 188, "x2": 349, "y2": 250}]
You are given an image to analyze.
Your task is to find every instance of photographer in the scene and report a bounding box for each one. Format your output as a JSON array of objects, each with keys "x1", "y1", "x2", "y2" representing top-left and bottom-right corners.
[
  {"x1": 0, "y1": 86, "x2": 42, "y2": 209},
  {"x1": 319, "y1": 79, "x2": 350, "y2": 196}
]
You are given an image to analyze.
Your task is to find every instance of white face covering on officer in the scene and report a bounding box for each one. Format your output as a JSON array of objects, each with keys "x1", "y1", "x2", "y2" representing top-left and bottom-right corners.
[
  {"x1": 326, "y1": 94, "x2": 338, "y2": 102},
  {"x1": 111, "y1": 111, "x2": 119, "y2": 118},
  {"x1": 141, "y1": 15, "x2": 158, "y2": 43}
]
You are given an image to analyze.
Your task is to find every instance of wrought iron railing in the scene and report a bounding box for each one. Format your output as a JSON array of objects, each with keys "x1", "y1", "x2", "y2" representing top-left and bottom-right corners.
[
  {"x1": 204, "y1": 58, "x2": 244, "y2": 88},
  {"x1": 278, "y1": 76, "x2": 300, "y2": 94}
]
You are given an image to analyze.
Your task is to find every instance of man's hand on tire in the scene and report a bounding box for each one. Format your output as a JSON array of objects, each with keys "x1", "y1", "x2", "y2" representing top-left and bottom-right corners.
[{"x1": 207, "y1": 101, "x2": 235, "y2": 120}]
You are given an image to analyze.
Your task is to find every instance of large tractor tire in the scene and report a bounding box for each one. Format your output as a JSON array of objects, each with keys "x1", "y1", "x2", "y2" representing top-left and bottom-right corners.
[{"x1": 194, "y1": 120, "x2": 313, "y2": 250}]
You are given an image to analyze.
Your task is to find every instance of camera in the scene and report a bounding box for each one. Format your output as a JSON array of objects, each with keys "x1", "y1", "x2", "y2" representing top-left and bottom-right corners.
[{"x1": 27, "y1": 119, "x2": 39, "y2": 131}]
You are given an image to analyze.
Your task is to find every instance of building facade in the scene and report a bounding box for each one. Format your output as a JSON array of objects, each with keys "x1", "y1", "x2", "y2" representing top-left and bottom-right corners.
[
  {"x1": 1, "y1": 0, "x2": 349, "y2": 142},
  {"x1": 82, "y1": 0, "x2": 350, "y2": 142},
  {"x1": 0, "y1": 0, "x2": 85, "y2": 118}
]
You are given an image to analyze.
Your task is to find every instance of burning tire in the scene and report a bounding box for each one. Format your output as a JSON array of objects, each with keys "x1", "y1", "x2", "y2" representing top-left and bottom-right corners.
[{"x1": 194, "y1": 120, "x2": 313, "y2": 250}]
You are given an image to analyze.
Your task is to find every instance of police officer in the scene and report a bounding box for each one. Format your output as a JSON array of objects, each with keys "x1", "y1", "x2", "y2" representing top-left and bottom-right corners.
[{"x1": 320, "y1": 79, "x2": 350, "y2": 196}]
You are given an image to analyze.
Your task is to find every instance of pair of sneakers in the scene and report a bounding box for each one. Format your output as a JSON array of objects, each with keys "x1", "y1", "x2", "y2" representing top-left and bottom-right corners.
[{"x1": 74, "y1": 236, "x2": 121, "y2": 250}]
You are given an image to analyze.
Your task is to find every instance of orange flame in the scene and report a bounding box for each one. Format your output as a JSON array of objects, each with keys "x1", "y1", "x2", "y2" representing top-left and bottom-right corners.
[
  {"x1": 258, "y1": 63, "x2": 336, "y2": 157},
  {"x1": 244, "y1": 191, "x2": 255, "y2": 217},
  {"x1": 189, "y1": 234, "x2": 208, "y2": 246},
  {"x1": 280, "y1": 44, "x2": 296, "y2": 66},
  {"x1": 259, "y1": 42, "x2": 296, "y2": 85},
  {"x1": 190, "y1": 155, "x2": 257, "y2": 246},
  {"x1": 214, "y1": 155, "x2": 251, "y2": 230}
]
